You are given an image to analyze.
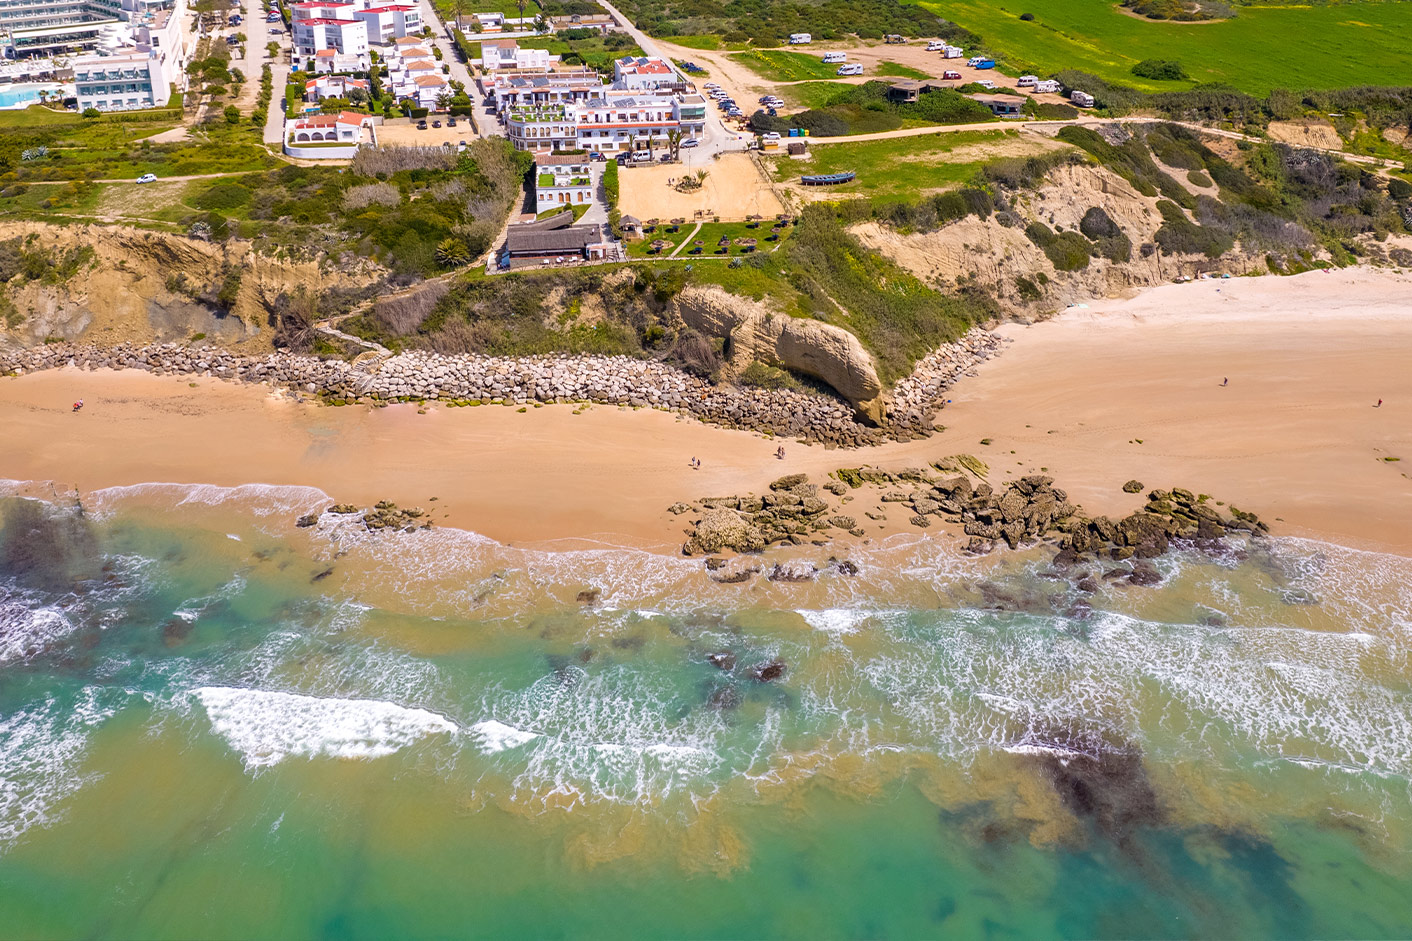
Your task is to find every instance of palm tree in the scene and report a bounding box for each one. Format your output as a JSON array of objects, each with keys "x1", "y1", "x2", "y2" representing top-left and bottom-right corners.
[
  {"x1": 694, "y1": 168, "x2": 708, "y2": 187},
  {"x1": 436, "y1": 237, "x2": 470, "y2": 267},
  {"x1": 436, "y1": 90, "x2": 452, "y2": 111},
  {"x1": 667, "y1": 128, "x2": 681, "y2": 161},
  {"x1": 516, "y1": 0, "x2": 526, "y2": 25}
]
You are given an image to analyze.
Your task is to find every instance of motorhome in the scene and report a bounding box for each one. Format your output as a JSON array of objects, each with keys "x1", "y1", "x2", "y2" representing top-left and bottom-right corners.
[
  {"x1": 821, "y1": 51, "x2": 846, "y2": 64},
  {"x1": 925, "y1": 40, "x2": 945, "y2": 51},
  {"x1": 836, "y1": 63, "x2": 864, "y2": 76},
  {"x1": 788, "y1": 33, "x2": 811, "y2": 44},
  {"x1": 1034, "y1": 79, "x2": 1060, "y2": 94},
  {"x1": 1017, "y1": 74, "x2": 1037, "y2": 88}
]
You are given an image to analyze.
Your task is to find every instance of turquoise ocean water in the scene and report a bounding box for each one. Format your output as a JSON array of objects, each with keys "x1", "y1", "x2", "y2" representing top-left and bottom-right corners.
[{"x1": 1, "y1": 482, "x2": 1411, "y2": 939}]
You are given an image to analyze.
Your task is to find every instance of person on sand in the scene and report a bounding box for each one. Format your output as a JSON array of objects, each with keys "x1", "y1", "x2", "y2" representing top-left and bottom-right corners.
[
  {"x1": 72, "y1": 399, "x2": 83, "y2": 412},
  {"x1": 1376, "y1": 399, "x2": 1382, "y2": 408},
  {"x1": 1222, "y1": 377, "x2": 1228, "y2": 386}
]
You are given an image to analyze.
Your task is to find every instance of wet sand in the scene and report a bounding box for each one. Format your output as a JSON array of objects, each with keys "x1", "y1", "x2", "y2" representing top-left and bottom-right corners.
[{"x1": 2, "y1": 267, "x2": 1410, "y2": 555}]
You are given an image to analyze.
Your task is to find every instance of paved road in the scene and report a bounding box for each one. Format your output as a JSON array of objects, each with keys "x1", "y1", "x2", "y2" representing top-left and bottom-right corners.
[
  {"x1": 418, "y1": 0, "x2": 481, "y2": 135},
  {"x1": 260, "y1": 9, "x2": 291, "y2": 146}
]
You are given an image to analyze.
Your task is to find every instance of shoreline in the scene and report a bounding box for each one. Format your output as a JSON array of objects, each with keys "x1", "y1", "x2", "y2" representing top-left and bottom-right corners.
[{"x1": 1, "y1": 267, "x2": 1410, "y2": 557}]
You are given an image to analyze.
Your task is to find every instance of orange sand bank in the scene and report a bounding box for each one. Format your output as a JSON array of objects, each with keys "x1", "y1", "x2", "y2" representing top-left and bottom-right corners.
[{"x1": 2, "y1": 267, "x2": 1409, "y2": 555}]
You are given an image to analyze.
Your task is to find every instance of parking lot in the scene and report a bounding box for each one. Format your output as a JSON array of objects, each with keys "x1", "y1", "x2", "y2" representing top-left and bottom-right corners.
[{"x1": 374, "y1": 120, "x2": 477, "y2": 149}]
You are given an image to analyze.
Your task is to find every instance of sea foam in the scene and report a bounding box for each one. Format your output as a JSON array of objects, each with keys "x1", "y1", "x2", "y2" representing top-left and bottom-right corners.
[{"x1": 192, "y1": 687, "x2": 458, "y2": 770}]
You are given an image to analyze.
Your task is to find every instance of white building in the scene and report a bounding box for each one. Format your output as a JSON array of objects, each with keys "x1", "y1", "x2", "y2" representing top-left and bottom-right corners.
[
  {"x1": 72, "y1": 50, "x2": 166, "y2": 110},
  {"x1": 292, "y1": 17, "x2": 369, "y2": 61},
  {"x1": 507, "y1": 91, "x2": 703, "y2": 154},
  {"x1": 480, "y1": 39, "x2": 551, "y2": 72},
  {"x1": 352, "y1": 3, "x2": 420, "y2": 44},
  {"x1": 612, "y1": 55, "x2": 675, "y2": 90},
  {"x1": 309, "y1": 48, "x2": 370, "y2": 72},
  {"x1": 534, "y1": 152, "x2": 593, "y2": 213},
  {"x1": 486, "y1": 67, "x2": 599, "y2": 113},
  {"x1": 305, "y1": 73, "x2": 369, "y2": 101}
]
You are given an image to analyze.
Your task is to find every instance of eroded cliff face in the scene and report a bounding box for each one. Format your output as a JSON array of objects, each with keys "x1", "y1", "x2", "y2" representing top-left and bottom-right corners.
[
  {"x1": 0, "y1": 222, "x2": 380, "y2": 351},
  {"x1": 850, "y1": 163, "x2": 1275, "y2": 315},
  {"x1": 673, "y1": 286, "x2": 887, "y2": 424}
]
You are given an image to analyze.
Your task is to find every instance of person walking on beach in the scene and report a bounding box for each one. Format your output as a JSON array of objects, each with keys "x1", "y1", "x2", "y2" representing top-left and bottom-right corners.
[
  {"x1": 72, "y1": 399, "x2": 83, "y2": 412},
  {"x1": 1222, "y1": 377, "x2": 1228, "y2": 386},
  {"x1": 1376, "y1": 399, "x2": 1382, "y2": 408}
]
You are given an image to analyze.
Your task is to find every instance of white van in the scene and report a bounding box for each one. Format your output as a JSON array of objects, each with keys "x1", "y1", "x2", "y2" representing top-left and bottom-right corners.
[
  {"x1": 788, "y1": 32, "x2": 811, "y2": 44},
  {"x1": 1017, "y1": 74, "x2": 1038, "y2": 87},
  {"x1": 976, "y1": 79, "x2": 996, "y2": 89},
  {"x1": 925, "y1": 40, "x2": 945, "y2": 51},
  {"x1": 630, "y1": 150, "x2": 653, "y2": 162},
  {"x1": 836, "y1": 63, "x2": 864, "y2": 76},
  {"x1": 821, "y1": 51, "x2": 846, "y2": 64}
]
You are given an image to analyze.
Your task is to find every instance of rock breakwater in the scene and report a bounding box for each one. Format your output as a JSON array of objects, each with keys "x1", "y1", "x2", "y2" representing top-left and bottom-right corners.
[{"x1": 0, "y1": 332, "x2": 1002, "y2": 447}]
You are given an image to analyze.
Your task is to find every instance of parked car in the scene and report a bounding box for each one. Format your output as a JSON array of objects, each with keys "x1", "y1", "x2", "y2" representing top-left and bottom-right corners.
[
  {"x1": 766, "y1": 107, "x2": 777, "y2": 116},
  {"x1": 432, "y1": 120, "x2": 441, "y2": 128},
  {"x1": 942, "y1": 69, "x2": 961, "y2": 80},
  {"x1": 136, "y1": 173, "x2": 157, "y2": 183},
  {"x1": 630, "y1": 150, "x2": 653, "y2": 162},
  {"x1": 417, "y1": 120, "x2": 427, "y2": 129},
  {"x1": 761, "y1": 131, "x2": 781, "y2": 141},
  {"x1": 679, "y1": 138, "x2": 699, "y2": 148},
  {"x1": 727, "y1": 107, "x2": 743, "y2": 117},
  {"x1": 659, "y1": 153, "x2": 673, "y2": 163},
  {"x1": 589, "y1": 150, "x2": 606, "y2": 160},
  {"x1": 446, "y1": 117, "x2": 456, "y2": 126}
]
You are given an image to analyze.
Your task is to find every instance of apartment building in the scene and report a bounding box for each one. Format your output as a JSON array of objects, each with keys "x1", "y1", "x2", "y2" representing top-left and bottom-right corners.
[
  {"x1": 72, "y1": 50, "x2": 164, "y2": 109},
  {"x1": 533, "y1": 152, "x2": 593, "y2": 213},
  {"x1": 507, "y1": 91, "x2": 703, "y2": 153},
  {"x1": 611, "y1": 55, "x2": 676, "y2": 90},
  {"x1": 480, "y1": 38, "x2": 551, "y2": 72},
  {"x1": 291, "y1": 0, "x2": 418, "y2": 45},
  {"x1": 292, "y1": 17, "x2": 368, "y2": 60},
  {"x1": 0, "y1": 0, "x2": 186, "y2": 58},
  {"x1": 486, "y1": 67, "x2": 600, "y2": 114}
]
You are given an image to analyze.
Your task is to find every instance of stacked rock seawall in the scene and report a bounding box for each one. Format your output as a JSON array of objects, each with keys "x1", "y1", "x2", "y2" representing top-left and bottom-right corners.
[{"x1": 0, "y1": 331, "x2": 1003, "y2": 448}]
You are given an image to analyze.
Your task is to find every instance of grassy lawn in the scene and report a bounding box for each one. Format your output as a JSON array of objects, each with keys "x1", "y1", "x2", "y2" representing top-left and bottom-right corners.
[
  {"x1": 5, "y1": 121, "x2": 278, "y2": 182},
  {"x1": 770, "y1": 128, "x2": 1033, "y2": 198},
  {"x1": 729, "y1": 50, "x2": 840, "y2": 82},
  {"x1": 629, "y1": 218, "x2": 794, "y2": 259},
  {"x1": 781, "y1": 81, "x2": 860, "y2": 110},
  {"x1": 431, "y1": 0, "x2": 523, "y2": 20},
  {"x1": 660, "y1": 35, "x2": 726, "y2": 50},
  {"x1": 910, "y1": 0, "x2": 1412, "y2": 95},
  {"x1": 876, "y1": 61, "x2": 930, "y2": 79}
]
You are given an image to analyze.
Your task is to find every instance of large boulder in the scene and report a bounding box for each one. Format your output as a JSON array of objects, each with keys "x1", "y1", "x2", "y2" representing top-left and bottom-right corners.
[
  {"x1": 674, "y1": 286, "x2": 886, "y2": 424},
  {"x1": 683, "y1": 508, "x2": 765, "y2": 555}
]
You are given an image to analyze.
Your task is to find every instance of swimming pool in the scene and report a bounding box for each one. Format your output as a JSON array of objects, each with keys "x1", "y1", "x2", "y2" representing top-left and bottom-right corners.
[{"x1": 0, "y1": 83, "x2": 69, "y2": 109}]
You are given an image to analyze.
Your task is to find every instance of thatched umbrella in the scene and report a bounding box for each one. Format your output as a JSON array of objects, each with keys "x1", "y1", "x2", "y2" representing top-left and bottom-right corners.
[
  {"x1": 649, "y1": 239, "x2": 670, "y2": 253},
  {"x1": 735, "y1": 236, "x2": 758, "y2": 247},
  {"x1": 646, "y1": 218, "x2": 661, "y2": 226},
  {"x1": 717, "y1": 235, "x2": 730, "y2": 246},
  {"x1": 671, "y1": 217, "x2": 686, "y2": 225}
]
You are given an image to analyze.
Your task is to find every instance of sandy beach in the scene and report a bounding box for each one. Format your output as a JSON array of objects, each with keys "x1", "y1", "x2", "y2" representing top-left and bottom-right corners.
[{"x1": 2, "y1": 267, "x2": 1409, "y2": 555}]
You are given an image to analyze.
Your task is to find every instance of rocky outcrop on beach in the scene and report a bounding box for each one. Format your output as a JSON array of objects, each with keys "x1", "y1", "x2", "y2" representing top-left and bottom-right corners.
[
  {"x1": 0, "y1": 332, "x2": 1001, "y2": 448},
  {"x1": 675, "y1": 462, "x2": 1267, "y2": 566},
  {"x1": 295, "y1": 500, "x2": 431, "y2": 533}
]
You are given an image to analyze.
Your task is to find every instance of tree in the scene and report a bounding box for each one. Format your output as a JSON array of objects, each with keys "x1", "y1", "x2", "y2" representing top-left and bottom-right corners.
[
  {"x1": 436, "y1": 237, "x2": 471, "y2": 267},
  {"x1": 436, "y1": 91, "x2": 452, "y2": 111},
  {"x1": 533, "y1": 13, "x2": 548, "y2": 33},
  {"x1": 667, "y1": 128, "x2": 681, "y2": 161},
  {"x1": 516, "y1": 0, "x2": 526, "y2": 24},
  {"x1": 349, "y1": 87, "x2": 369, "y2": 105},
  {"x1": 224, "y1": 104, "x2": 241, "y2": 123}
]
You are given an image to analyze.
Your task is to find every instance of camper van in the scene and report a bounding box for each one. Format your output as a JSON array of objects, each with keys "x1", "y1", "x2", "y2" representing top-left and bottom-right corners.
[
  {"x1": 836, "y1": 63, "x2": 864, "y2": 76},
  {"x1": 1035, "y1": 79, "x2": 1060, "y2": 94},
  {"x1": 942, "y1": 69, "x2": 962, "y2": 80},
  {"x1": 821, "y1": 51, "x2": 846, "y2": 64},
  {"x1": 926, "y1": 40, "x2": 945, "y2": 51},
  {"x1": 1017, "y1": 74, "x2": 1038, "y2": 88},
  {"x1": 942, "y1": 45, "x2": 964, "y2": 58},
  {"x1": 788, "y1": 33, "x2": 812, "y2": 44},
  {"x1": 1070, "y1": 90, "x2": 1096, "y2": 107}
]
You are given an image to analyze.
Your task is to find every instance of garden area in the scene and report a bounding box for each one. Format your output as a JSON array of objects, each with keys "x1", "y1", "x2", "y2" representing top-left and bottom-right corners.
[{"x1": 627, "y1": 217, "x2": 795, "y2": 258}]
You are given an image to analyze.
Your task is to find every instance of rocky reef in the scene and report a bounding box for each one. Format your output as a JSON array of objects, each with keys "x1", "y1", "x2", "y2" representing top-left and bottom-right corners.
[
  {"x1": 295, "y1": 500, "x2": 431, "y2": 533},
  {"x1": 675, "y1": 463, "x2": 1267, "y2": 568}
]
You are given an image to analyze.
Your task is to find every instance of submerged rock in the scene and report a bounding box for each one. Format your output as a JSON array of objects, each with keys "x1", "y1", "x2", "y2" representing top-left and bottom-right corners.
[{"x1": 750, "y1": 660, "x2": 787, "y2": 682}]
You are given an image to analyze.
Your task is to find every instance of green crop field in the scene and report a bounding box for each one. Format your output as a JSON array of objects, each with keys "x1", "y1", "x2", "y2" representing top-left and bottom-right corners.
[
  {"x1": 729, "y1": 50, "x2": 841, "y2": 82},
  {"x1": 771, "y1": 128, "x2": 1050, "y2": 198},
  {"x1": 911, "y1": 0, "x2": 1412, "y2": 94}
]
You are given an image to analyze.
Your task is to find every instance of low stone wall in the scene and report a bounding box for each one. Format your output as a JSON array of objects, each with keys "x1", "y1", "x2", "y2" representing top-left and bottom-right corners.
[{"x1": 0, "y1": 332, "x2": 1003, "y2": 447}]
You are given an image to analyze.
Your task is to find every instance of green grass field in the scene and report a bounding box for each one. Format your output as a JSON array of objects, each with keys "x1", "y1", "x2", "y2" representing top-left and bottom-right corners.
[
  {"x1": 876, "y1": 61, "x2": 930, "y2": 79},
  {"x1": 911, "y1": 0, "x2": 1412, "y2": 95},
  {"x1": 628, "y1": 219, "x2": 791, "y2": 258},
  {"x1": 729, "y1": 50, "x2": 840, "y2": 82},
  {"x1": 781, "y1": 81, "x2": 858, "y2": 110},
  {"x1": 771, "y1": 128, "x2": 1046, "y2": 198}
]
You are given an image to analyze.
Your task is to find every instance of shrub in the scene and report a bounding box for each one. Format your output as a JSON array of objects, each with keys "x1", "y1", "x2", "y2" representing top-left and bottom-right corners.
[
  {"x1": 342, "y1": 181, "x2": 401, "y2": 209},
  {"x1": 223, "y1": 105, "x2": 241, "y2": 124},
  {"x1": 193, "y1": 182, "x2": 252, "y2": 210},
  {"x1": 1131, "y1": 59, "x2": 1188, "y2": 81},
  {"x1": 1024, "y1": 221, "x2": 1093, "y2": 271},
  {"x1": 81, "y1": 108, "x2": 101, "y2": 119},
  {"x1": 1019, "y1": 11, "x2": 1034, "y2": 20},
  {"x1": 602, "y1": 159, "x2": 619, "y2": 209},
  {"x1": 1188, "y1": 170, "x2": 1212, "y2": 187},
  {"x1": 1153, "y1": 199, "x2": 1234, "y2": 257},
  {"x1": 373, "y1": 281, "x2": 448, "y2": 335},
  {"x1": 1078, "y1": 206, "x2": 1121, "y2": 240},
  {"x1": 1389, "y1": 178, "x2": 1412, "y2": 200}
]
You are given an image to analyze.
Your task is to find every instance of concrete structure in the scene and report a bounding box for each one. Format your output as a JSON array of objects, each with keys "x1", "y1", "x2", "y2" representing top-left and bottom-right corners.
[
  {"x1": 885, "y1": 79, "x2": 950, "y2": 103},
  {"x1": 480, "y1": 39, "x2": 551, "y2": 72},
  {"x1": 284, "y1": 109, "x2": 371, "y2": 157},
  {"x1": 507, "y1": 91, "x2": 702, "y2": 154},
  {"x1": 533, "y1": 152, "x2": 593, "y2": 213},
  {"x1": 970, "y1": 92, "x2": 1025, "y2": 117},
  {"x1": 384, "y1": 41, "x2": 447, "y2": 107},
  {"x1": 72, "y1": 49, "x2": 164, "y2": 109},
  {"x1": 612, "y1": 55, "x2": 674, "y2": 90}
]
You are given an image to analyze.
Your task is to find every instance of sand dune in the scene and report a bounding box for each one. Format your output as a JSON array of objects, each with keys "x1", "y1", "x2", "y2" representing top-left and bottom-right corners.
[{"x1": 2, "y1": 267, "x2": 1409, "y2": 555}]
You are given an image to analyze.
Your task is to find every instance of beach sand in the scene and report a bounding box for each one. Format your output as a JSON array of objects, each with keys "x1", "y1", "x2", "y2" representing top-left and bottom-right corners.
[{"x1": 2, "y1": 267, "x2": 1409, "y2": 555}]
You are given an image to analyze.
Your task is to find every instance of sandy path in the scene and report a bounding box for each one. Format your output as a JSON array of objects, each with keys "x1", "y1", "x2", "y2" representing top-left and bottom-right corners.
[{"x1": 2, "y1": 268, "x2": 1409, "y2": 555}]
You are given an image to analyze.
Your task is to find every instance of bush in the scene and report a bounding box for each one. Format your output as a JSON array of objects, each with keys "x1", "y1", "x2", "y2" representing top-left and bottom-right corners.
[
  {"x1": 1019, "y1": 11, "x2": 1034, "y2": 20},
  {"x1": 193, "y1": 182, "x2": 252, "y2": 210},
  {"x1": 1131, "y1": 59, "x2": 1188, "y2": 81},
  {"x1": 602, "y1": 159, "x2": 619, "y2": 209},
  {"x1": 373, "y1": 281, "x2": 448, "y2": 335},
  {"x1": 1153, "y1": 199, "x2": 1234, "y2": 257},
  {"x1": 224, "y1": 105, "x2": 241, "y2": 124},
  {"x1": 1024, "y1": 221, "x2": 1093, "y2": 271},
  {"x1": 1188, "y1": 170, "x2": 1212, "y2": 187},
  {"x1": 81, "y1": 108, "x2": 101, "y2": 119},
  {"x1": 1389, "y1": 178, "x2": 1412, "y2": 200},
  {"x1": 1078, "y1": 206, "x2": 1121, "y2": 240}
]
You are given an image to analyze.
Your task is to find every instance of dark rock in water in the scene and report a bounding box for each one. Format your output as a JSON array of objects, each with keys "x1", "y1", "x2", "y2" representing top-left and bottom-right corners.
[
  {"x1": 161, "y1": 616, "x2": 193, "y2": 647},
  {"x1": 1051, "y1": 547, "x2": 1080, "y2": 569},
  {"x1": 829, "y1": 558, "x2": 859, "y2": 576},
  {"x1": 577, "y1": 647, "x2": 595, "y2": 663},
  {"x1": 704, "y1": 557, "x2": 727, "y2": 571},
  {"x1": 707, "y1": 651, "x2": 736, "y2": 671},
  {"x1": 329, "y1": 504, "x2": 359, "y2": 514},
  {"x1": 1197, "y1": 613, "x2": 1226, "y2": 627},
  {"x1": 767, "y1": 562, "x2": 816, "y2": 582},
  {"x1": 1102, "y1": 568, "x2": 1128, "y2": 581},
  {"x1": 705, "y1": 684, "x2": 741, "y2": 711},
  {"x1": 963, "y1": 537, "x2": 994, "y2": 555},
  {"x1": 1039, "y1": 742, "x2": 1160, "y2": 846},
  {"x1": 311, "y1": 567, "x2": 335, "y2": 582},
  {"x1": 0, "y1": 499, "x2": 102, "y2": 593},
  {"x1": 750, "y1": 659, "x2": 787, "y2": 682},
  {"x1": 1280, "y1": 588, "x2": 1319, "y2": 606},
  {"x1": 770, "y1": 474, "x2": 809, "y2": 491},
  {"x1": 710, "y1": 570, "x2": 752, "y2": 584},
  {"x1": 1127, "y1": 560, "x2": 1162, "y2": 587},
  {"x1": 1065, "y1": 599, "x2": 1093, "y2": 621},
  {"x1": 1122, "y1": 480, "x2": 1144, "y2": 494},
  {"x1": 295, "y1": 513, "x2": 319, "y2": 528},
  {"x1": 576, "y1": 588, "x2": 601, "y2": 604},
  {"x1": 1076, "y1": 576, "x2": 1099, "y2": 594},
  {"x1": 610, "y1": 635, "x2": 645, "y2": 650}
]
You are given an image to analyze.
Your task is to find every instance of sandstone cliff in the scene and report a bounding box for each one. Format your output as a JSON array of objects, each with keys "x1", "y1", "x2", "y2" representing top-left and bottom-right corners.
[{"x1": 673, "y1": 286, "x2": 887, "y2": 424}]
